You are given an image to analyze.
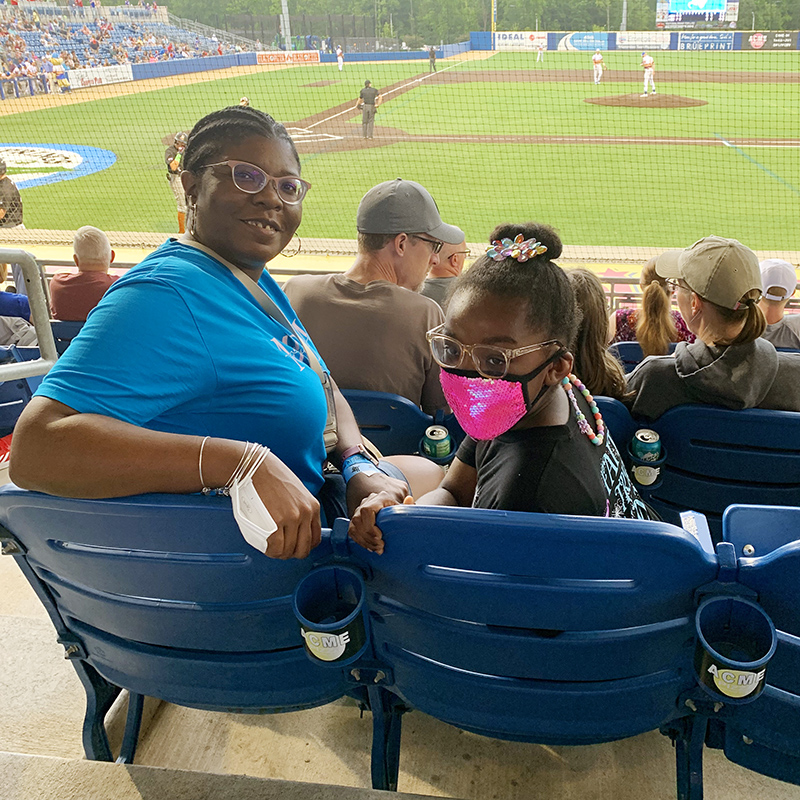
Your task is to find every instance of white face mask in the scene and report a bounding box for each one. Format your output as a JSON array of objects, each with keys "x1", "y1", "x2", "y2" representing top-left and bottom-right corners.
[{"x1": 231, "y1": 467, "x2": 277, "y2": 554}]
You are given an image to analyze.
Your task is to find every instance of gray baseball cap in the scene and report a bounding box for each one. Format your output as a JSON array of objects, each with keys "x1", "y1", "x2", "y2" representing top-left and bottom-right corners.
[
  {"x1": 655, "y1": 235, "x2": 762, "y2": 310},
  {"x1": 357, "y1": 178, "x2": 464, "y2": 244}
]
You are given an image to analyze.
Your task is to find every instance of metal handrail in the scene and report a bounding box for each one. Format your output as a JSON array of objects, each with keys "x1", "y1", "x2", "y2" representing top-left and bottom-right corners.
[
  {"x1": 0, "y1": 249, "x2": 58, "y2": 381},
  {"x1": 166, "y1": 11, "x2": 261, "y2": 50}
]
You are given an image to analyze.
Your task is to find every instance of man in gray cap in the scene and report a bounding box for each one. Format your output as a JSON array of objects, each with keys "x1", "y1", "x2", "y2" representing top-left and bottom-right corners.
[
  {"x1": 356, "y1": 79, "x2": 382, "y2": 139},
  {"x1": 625, "y1": 235, "x2": 800, "y2": 420},
  {"x1": 284, "y1": 178, "x2": 464, "y2": 415},
  {"x1": 0, "y1": 159, "x2": 23, "y2": 229}
]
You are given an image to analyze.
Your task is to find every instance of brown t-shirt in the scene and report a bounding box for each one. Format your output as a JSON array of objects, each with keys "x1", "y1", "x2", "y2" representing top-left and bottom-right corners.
[
  {"x1": 283, "y1": 273, "x2": 447, "y2": 415},
  {"x1": 49, "y1": 271, "x2": 118, "y2": 322}
]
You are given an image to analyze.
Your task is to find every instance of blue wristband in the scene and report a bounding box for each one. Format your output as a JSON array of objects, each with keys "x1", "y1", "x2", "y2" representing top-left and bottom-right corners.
[{"x1": 342, "y1": 454, "x2": 383, "y2": 482}]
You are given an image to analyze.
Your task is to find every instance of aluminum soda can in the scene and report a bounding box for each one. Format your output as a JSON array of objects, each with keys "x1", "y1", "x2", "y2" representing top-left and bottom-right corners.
[
  {"x1": 422, "y1": 425, "x2": 452, "y2": 459},
  {"x1": 632, "y1": 429, "x2": 661, "y2": 462}
]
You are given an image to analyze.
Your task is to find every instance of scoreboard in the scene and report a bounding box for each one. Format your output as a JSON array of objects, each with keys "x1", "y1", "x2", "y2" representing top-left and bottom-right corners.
[{"x1": 656, "y1": 0, "x2": 738, "y2": 27}]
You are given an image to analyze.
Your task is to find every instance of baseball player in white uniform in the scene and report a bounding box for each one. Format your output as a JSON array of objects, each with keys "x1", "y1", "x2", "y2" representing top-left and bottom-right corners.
[
  {"x1": 536, "y1": 42, "x2": 544, "y2": 63},
  {"x1": 336, "y1": 45, "x2": 344, "y2": 71},
  {"x1": 592, "y1": 49, "x2": 604, "y2": 84},
  {"x1": 641, "y1": 51, "x2": 656, "y2": 96}
]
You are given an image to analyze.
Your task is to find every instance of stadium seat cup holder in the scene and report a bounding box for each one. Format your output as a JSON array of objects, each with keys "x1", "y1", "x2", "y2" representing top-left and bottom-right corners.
[
  {"x1": 694, "y1": 596, "x2": 776, "y2": 705},
  {"x1": 627, "y1": 443, "x2": 667, "y2": 492},
  {"x1": 292, "y1": 565, "x2": 369, "y2": 667}
]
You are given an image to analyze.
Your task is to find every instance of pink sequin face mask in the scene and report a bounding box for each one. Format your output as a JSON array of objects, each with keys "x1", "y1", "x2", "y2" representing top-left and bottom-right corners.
[
  {"x1": 439, "y1": 344, "x2": 566, "y2": 440},
  {"x1": 440, "y1": 370, "x2": 528, "y2": 440}
]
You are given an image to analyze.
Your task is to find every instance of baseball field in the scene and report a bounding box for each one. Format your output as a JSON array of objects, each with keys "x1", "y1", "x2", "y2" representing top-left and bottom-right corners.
[{"x1": 2, "y1": 48, "x2": 799, "y2": 252}]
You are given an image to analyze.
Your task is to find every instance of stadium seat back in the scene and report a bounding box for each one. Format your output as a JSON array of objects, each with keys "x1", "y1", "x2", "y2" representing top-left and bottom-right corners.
[
  {"x1": 346, "y1": 505, "x2": 717, "y2": 744},
  {"x1": 645, "y1": 406, "x2": 800, "y2": 540},
  {"x1": 341, "y1": 389, "x2": 463, "y2": 456},
  {"x1": 0, "y1": 486, "x2": 348, "y2": 716},
  {"x1": 609, "y1": 341, "x2": 677, "y2": 373}
]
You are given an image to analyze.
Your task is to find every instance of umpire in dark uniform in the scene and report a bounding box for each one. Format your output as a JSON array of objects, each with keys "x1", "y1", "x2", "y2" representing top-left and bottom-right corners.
[{"x1": 357, "y1": 80, "x2": 382, "y2": 140}]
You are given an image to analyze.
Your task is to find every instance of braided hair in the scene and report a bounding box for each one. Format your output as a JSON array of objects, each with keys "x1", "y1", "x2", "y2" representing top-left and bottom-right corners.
[{"x1": 182, "y1": 106, "x2": 299, "y2": 173}]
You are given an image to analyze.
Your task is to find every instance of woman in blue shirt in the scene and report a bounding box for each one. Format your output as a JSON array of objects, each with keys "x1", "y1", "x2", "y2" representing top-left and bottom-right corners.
[{"x1": 10, "y1": 106, "x2": 420, "y2": 559}]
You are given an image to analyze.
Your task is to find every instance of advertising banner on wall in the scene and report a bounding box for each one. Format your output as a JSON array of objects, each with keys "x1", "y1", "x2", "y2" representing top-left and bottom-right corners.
[
  {"x1": 69, "y1": 63, "x2": 134, "y2": 89},
  {"x1": 493, "y1": 32, "x2": 548, "y2": 50},
  {"x1": 256, "y1": 50, "x2": 321, "y2": 64},
  {"x1": 617, "y1": 32, "x2": 671, "y2": 49},
  {"x1": 555, "y1": 32, "x2": 610, "y2": 51},
  {"x1": 678, "y1": 31, "x2": 734, "y2": 50},
  {"x1": 742, "y1": 31, "x2": 798, "y2": 50}
]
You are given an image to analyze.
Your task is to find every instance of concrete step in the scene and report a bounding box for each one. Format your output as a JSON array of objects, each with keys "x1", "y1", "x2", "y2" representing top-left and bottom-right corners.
[{"x1": 0, "y1": 751, "x2": 442, "y2": 800}]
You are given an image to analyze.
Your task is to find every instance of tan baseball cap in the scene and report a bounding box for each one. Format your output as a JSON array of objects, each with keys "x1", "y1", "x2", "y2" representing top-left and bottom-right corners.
[{"x1": 655, "y1": 236, "x2": 762, "y2": 310}]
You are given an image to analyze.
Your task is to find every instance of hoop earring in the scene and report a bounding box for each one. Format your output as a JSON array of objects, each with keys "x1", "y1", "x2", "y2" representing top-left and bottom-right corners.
[
  {"x1": 187, "y1": 199, "x2": 197, "y2": 237},
  {"x1": 280, "y1": 236, "x2": 301, "y2": 258}
]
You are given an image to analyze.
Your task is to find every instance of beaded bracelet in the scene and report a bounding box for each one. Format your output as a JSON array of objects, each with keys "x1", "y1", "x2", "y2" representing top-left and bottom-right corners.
[{"x1": 199, "y1": 438, "x2": 271, "y2": 496}]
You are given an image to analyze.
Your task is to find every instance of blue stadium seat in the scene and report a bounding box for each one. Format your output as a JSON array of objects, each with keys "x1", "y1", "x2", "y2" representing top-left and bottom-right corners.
[
  {"x1": 594, "y1": 396, "x2": 637, "y2": 454},
  {"x1": 51, "y1": 319, "x2": 84, "y2": 355},
  {"x1": 341, "y1": 389, "x2": 463, "y2": 457},
  {"x1": 0, "y1": 487, "x2": 350, "y2": 763},
  {"x1": 609, "y1": 341, "x2": 677, "y2": 374},
  {"x1": 641, "y1": 405, "x2": 800, "y2": 542},
  {"x1": 338, "y1": 506, "x2": 719, "y2": 794},
  {"x1": 718, "y1": 505, "x2": 800, "y2": 787}
]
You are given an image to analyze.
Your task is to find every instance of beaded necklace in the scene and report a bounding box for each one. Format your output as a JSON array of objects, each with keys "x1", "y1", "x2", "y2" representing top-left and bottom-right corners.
[{"x1": 561, "y1": 373, "x2": 605, "y2": 446}]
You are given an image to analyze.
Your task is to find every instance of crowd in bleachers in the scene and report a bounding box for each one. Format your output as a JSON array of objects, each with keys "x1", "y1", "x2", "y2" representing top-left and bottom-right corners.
[{"x1": 0, "y1": 7, "x2": 254, "y2": 94}]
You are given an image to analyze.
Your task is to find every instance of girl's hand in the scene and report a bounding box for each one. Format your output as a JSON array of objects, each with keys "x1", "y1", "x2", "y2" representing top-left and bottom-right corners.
[{"x1": 348, "y1": 493, "x2": 415, "y2": 555}]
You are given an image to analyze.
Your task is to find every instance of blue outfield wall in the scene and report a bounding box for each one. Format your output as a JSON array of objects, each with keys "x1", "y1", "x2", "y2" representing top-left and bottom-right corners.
[
  {"x1": 131, "y1": 53, "x2": 253, "y2": 80},
  {"x1": 470, "y1": 30, "x2": 800, "y2": 51}
]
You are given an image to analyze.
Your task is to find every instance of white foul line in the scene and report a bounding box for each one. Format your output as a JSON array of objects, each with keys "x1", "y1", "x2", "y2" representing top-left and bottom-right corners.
[{"x1": 306, "y1": 57, "x2": 468, "y2": 130}]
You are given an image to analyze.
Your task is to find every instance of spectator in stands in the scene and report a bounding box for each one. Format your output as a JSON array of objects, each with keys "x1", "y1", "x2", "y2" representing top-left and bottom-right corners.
[
  {"x1": 50, "y1": 226, "x2": 118, "y2": 322},
  {"x1": 283, "y1": 178, "x2": 463, "y2": 416},
  {"x1": 758, "y1": 258, "x2": 800, "y2": 350},
  {"x1": 567, "y1": 268, "x2": 628, "y2": 401},
  {"x1": 348, "y1": 222, "x2": 655, "y2": 554},
  {"x1": 420, "y1": 236, "x2": 469, "y2": 311},
  {"x1": 0, "y1": 263, "x2": 31, "y2": 321},
  {"x1": 0, "y1": 159, "x2": 23, "y2": 229},
  {"x1": 609, "y1": 257, "x2": 694, "y2": 356},
  {"x1": 626, "y1": 236, "x2": 800, "y2": 420},
  {"x1": 10, "y1": 106, "x2": 440, "y2": 560}
]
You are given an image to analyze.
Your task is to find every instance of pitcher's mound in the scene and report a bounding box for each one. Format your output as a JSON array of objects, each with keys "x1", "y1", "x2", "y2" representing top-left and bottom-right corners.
[{"x1": 586, "y1": 94, "x2": 708, "y2": 108}]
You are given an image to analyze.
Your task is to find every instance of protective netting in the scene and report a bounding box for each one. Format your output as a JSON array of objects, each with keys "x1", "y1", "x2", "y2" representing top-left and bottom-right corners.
[{"x1": 2, "y1": 5, "x2": 799, "y2": 261}]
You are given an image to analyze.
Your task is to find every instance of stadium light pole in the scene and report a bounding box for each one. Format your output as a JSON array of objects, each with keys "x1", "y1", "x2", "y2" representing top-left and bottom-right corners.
[
  {"x1": 620, "y1": 0, "x2": 627, "y2": 31},
  {"x1": 280, "y1": 0, "x2": 292, "y2": 51},
  {"x1": 491, "y1": 0, "x2": 497, "y2": 50}
]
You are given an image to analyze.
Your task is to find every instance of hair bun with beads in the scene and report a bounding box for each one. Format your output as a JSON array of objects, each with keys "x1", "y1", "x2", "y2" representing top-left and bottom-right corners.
[{"x1": 488, "y1": 222, "x2": 562, "y2": 262}]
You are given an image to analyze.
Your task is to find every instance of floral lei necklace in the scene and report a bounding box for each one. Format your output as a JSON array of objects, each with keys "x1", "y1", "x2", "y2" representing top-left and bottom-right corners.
[{"x1": 561, "y1": 374, "x2": 605, "y2": 446}]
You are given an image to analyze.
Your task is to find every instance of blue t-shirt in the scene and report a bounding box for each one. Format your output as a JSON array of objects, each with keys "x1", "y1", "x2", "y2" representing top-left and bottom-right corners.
[
  {"x1": 0, "y1": 291, "x2": 30, "y2": 321},
  {"x1": 36, "y1": 240, "x2": 329, "y2": 495}
]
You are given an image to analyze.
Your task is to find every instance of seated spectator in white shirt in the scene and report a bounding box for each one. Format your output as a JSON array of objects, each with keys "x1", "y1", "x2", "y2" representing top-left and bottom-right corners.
[
  {"x1": 759, "y1": 258, "x2": 800, "y2": 350},
  {"x1": 50, "y1": 225, "x2": 118, "y2": 322}
]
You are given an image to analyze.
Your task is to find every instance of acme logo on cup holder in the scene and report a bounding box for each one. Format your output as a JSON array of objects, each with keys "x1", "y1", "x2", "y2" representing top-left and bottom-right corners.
[
  {"x1": 707, "y1": 664, "x2": 766, "y2": 699},
  {"x1": 301, "y1": 628, "x2": 351, "y2": 662}
]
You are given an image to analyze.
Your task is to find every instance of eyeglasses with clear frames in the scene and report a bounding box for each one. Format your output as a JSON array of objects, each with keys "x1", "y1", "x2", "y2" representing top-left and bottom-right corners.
[
  {"x1": 411, "y1": 234, "x2": 444, "y2": 254},
  {"x1": 197, "y1": 160, "x2": 311, "y2": 204},
  {"x1": 426, "y1": 323, "x2": 563, "y2": 379}
]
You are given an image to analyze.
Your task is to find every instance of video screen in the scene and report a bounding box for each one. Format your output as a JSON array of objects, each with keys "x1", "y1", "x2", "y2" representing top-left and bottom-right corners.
[{"x1": 668, "y1": 0, "x2": 726, "y2": 13}]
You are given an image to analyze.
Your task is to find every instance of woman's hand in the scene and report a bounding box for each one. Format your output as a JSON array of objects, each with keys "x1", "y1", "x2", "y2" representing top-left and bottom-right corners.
[
  {"x1": 345, "y1": 469, "x2": 409, "y2": 517},
  {"x1": 252, "y1": 451, "x2": 322, "y2": 560},
  {"x1": 348, "y1": 493, "x2": 415, "y2": 555}
]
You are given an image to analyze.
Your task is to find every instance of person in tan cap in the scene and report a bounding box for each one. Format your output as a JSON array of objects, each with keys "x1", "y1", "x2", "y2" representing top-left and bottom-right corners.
[
  {"x1": 625, "y1": 235, "x2": 800, "y2": 420},
  {"x1": 758, "y1": 258, "x2": 800, "y2": 350}
]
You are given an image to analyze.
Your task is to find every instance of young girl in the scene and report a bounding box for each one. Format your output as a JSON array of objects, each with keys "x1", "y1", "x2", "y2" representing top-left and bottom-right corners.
[
  {"x1": 609, "y1": 258, "x2": 695, "y2": 357},
  {"x1": 349, "y1": 223, "x2": 654, "y2": 554},
  {"x1": 567, "y1": 268, "x2": 628, "y2": 401}
]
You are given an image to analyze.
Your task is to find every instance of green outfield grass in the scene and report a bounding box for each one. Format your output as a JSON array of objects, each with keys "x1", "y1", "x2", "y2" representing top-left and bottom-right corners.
[{"x1": 6, "y1": 50, "x2": 800, "y2": 249}]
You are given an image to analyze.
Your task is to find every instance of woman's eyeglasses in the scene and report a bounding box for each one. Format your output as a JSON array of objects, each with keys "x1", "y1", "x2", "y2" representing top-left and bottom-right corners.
[
  {"x1": 197, "y1": 160, "x2": 310, "y2": 204},
  {"x1": 426, "y1": 323, "x2": 562, "y2": 379}
]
